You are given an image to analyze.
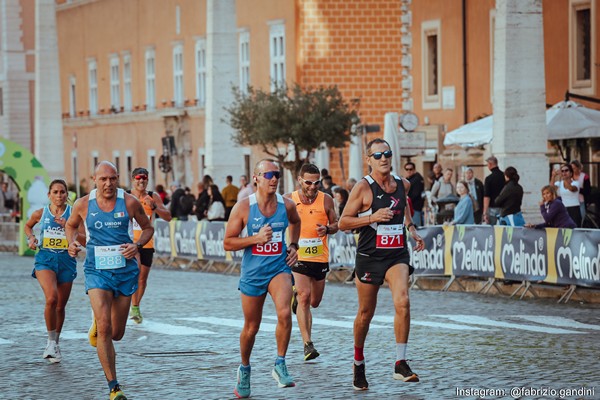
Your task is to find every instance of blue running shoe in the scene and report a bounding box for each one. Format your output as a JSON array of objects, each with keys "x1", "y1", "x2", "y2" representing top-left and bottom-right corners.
[
  {"x1": 272, "y1": 362, "x2": 295, "y2": 388},
  {"x1": 234, "y1": 365, "x2": 251, "y2": 398}
]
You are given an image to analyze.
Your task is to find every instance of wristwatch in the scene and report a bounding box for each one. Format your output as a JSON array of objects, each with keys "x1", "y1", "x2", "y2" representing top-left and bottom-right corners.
[
  {"x1": 288, "y1": 242, "x2": 299, "y2": 251},
  {"x1": 135, "y1": 242, "x2": 143, "y2": 251}
]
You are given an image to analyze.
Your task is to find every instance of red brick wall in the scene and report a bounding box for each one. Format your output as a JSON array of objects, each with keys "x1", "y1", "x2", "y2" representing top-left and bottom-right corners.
[{"x1": 297, "y1": 0, "x2": 403, "y2": 183}]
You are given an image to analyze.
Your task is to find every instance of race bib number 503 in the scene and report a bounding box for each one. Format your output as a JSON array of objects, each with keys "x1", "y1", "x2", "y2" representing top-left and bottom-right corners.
[
  {"x1": 376, "y1": 224, "x2": 404, "y2": 249},
  {"x1": 252, "y1": 231, "x2": 283, "y2": 256}
]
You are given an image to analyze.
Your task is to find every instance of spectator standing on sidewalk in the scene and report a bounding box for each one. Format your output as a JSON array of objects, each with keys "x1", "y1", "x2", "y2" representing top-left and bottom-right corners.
[
  {"x1": 237, "y1": 175, "x2": 254, "y2": 201},
  {"x1": 552, "y1": 163, "x2": 581, "y2": 227},
  {"x1": 495, "y1": 167, "x2": 525, "y2": 226},
  {"x1": 224, "y1": 159, "x2": 300, "y2": 398},
  {"x1": 128, "y1": 167, "x2": 172, "y2": 324},
  {"x1": 221, "y1": 175, "x2": 239, "y2": 220},
  {"x1": 525, "y1": 185, "x2": 576, "y2": 229},
  {"x1": 483, "y1": 156, "x2": 505, "y2": 225},
  {"x1": 0, "y1": 181, "x2": 16, "y2": 217},
  {"x1": 447, "y1": 181, "x2": 475, "y2": 225},
  {"x1": 339, "y1": 138, "x2": 425, "y2": 391},
  {"x1": 169, "y1": 181, "x2": 187, "y2": 220},
  {"x1": 570, "y1": 160, "x2": 590, "y2": 226},
  {"x1": 285, "y1": 163, "x2": 338, "y2": 362},
  {"x1": 404, "y1": 162, "x2": 425, "y2": 226},
  {"x1": 206, "y1": 184, "x2": 226, "y2": 221},
  {"x1": 464, "y1": 167, "x2": 484, "y2": 224},
  {"x1": 66, "y1": 161, "x2": 154, "y2": 400},
  {"x1": 194, "y1": 181, "x2": 209, "y2": 220},
  {"x1": 24, "y1": 179, "x2": 84, "y2": 364}
]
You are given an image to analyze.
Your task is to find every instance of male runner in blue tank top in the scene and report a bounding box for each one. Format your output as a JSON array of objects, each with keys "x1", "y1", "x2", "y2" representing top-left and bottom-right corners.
[
  {"x1": 66, "y1": 161, "x2": 154, "y2": 400},
  {"x1": 224, "y1": 159, "x2": 301, "y2": 399},
  {"x1": 339, "y1": 138, "x2": 426, "y2": 391}
]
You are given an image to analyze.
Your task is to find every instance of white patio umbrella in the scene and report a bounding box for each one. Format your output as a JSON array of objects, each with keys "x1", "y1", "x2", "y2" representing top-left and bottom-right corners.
[
  {"x1": 444, "y1": 101, "x2": 600, "y2": 147},
  {"x1": 348, "y1": 134, "x2": 364, "y2": 181},
  {"x1": 383, "y1": 112, "x2": 401, "y2": 173},
  {"x1": 443, "y1": 115, "x2": 493, "y2": 147},
  {"x1": 546, "y1": 101, "x2": 600, "y2": 140}
]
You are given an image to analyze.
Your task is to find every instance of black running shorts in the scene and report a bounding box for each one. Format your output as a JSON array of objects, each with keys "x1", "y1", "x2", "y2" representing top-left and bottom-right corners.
[
  {"x1": 138, "y1": 248, "x2": 155, "y2": 267},
  {"x1": 292, "y1": 260, "x2": 330, "y2": 281},
  {"x1": 354, "y1": 251, "x2": 413, "y2": 286}
]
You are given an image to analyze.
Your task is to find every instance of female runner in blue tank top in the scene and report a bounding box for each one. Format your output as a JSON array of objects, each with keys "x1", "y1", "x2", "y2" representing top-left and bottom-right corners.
[{"x1": 24, "y1": 179, "x2": 84, "y2": 363}]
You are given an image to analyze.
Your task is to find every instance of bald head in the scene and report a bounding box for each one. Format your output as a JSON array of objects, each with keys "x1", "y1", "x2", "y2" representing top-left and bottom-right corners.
[
  {"x1": 254, "y1": 158, "x2": 278, "y2": 175},
  {"x1": 94, "y1": 161, "x2": 118, "y2": 176}
]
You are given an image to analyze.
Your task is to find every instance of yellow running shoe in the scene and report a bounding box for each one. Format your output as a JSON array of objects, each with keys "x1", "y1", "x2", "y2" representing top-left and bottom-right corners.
[
  {"x1": 109, "y1": 385, "x2": 127, "y2": 400},
  {"x1": 88, "y1": 317, "x2": 97, "y2": 348}
]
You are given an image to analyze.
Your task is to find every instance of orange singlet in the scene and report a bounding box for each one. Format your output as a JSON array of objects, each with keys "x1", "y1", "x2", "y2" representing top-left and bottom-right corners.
[{"x1": 291, "y1": 190, "x2": 329, "y2": 263}]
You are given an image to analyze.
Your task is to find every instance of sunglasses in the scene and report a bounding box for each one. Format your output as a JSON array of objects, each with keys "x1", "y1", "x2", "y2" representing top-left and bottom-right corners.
[
  {"x1": 369, "y1": 150, "x2": 393, "y2": 160},
  {"x1": 561, "y1": 169, "x2": 570, "y2": 173},
  {"x1": 300, "y1": 178, "x2": 321, "y2": 186},
  {"x1": 259, "y1": 171, "x2": 281, "y2": 180},
  {"x1": 134, "y1": 174, "x2": 148, "y2": 181},
  {"x1": 405, "y1": 167, "x2": 414, "y2": 171}
]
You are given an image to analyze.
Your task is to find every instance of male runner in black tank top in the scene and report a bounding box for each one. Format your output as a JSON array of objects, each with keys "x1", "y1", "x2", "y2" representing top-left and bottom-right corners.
[{"x1": 339, "y1": 138, "x2": 425, "y2": 391}]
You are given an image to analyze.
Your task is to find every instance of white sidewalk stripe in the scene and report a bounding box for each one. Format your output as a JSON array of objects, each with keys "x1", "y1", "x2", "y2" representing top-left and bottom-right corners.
[
  {"x1": 264, "y1": 315, "x2": 389, "y2": 329},
  {"x1": 131, "y1": 320, "x2": 216, "y2": 335},
  {"x1": 433, "y1": 315, "x2": 585, "y2": 334},
  {"x1": 514, "y1": 315, "x2": 600, "y2": 331},
  {"x1": 177, "y1": 316, "x2": 295, "y2": 333}
]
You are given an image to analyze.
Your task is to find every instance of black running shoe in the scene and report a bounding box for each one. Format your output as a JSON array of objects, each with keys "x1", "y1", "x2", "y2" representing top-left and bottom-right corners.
[
  {"x1": 291, "y1": 286, "x2": 298, "y2": 315},
  {"x1": 353, "y1": 363, "x2": 369, "y2": 390},
  {"x1": 393, "y1": 360, "x2": 419, "y2": 382},
  {"x1": 304, "y1": 341, "x2": 320, "y2": 361}
]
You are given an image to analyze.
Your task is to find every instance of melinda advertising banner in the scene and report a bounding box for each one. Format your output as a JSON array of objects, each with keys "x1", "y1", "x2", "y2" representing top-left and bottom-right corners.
[
  {"x1": 449, "y1": 225, "x2": 495, "y2": 278},
  {"x1": 152, "y1": 220, "x2": 600, "y2": 289},
  {"x1": 496, "y1": 226, "x2": 548, "y2": 282},
  {"x1": 550, "y1": 228, "x2": 600, "y2": 288},
  {"x1": 408, "y1": 226, "x2": 447, "y2": 276},
  {"x1": 154, "y1": 219, "x2": 173, "y2": 257}
]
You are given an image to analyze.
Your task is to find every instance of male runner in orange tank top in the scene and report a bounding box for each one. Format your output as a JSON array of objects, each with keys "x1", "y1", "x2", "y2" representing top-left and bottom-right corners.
[{"x1": 284, "y1": 163, "x2": 338, "y2": 361}]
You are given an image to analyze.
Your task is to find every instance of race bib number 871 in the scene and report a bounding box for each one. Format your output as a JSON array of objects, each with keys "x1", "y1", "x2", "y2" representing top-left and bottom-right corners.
[
  {"x1": 376, "y1": 224, "x2": 404, "y2": 249},
  {"x1": 252, "y1": 231, "x2": 283, "y2": 256}
]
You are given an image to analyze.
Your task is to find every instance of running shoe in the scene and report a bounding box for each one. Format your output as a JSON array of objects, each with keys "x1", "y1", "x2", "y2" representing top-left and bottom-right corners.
[
  {"x1": 272, "y1": 362, "x2": 295, "y2": 388},
  {"x1": 393, "y1": 360, "x2": 419, "y2": 382},
  {"x1": 291, "y1": 286, "x2": 298, "y2": 315},
  {"x1": 353, "y1": 363, "x2": 369, "y2": 390},
  {"x1": 130, "y1": 306, "x2": 143, "y2": 324},
  {"x1": 49, "y1": 343, "x2": 62, "y2": 364},
  {"x1": 42, "y1": 341, "x2": 56, "y2": 360},
  {"x1": 109, "y1": 385, "x2": 127, "y2": 400},
  {"x1": 304, "y1": 341, "x2": 320, "y2": 361},
  {"x1": 234, "y1": 365, "x2": 251, "y2": 398},
  {"x1": 88, "y1": 317, "x2": 97, "y2": 348}
]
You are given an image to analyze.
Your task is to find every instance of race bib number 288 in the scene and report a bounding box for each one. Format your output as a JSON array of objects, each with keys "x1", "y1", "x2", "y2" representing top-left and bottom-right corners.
[
  {"x1": 252, "y1": 231, "x2": 283, "y2": 256},
  {"x1": 376, "y1": 224, "x2": 404, "y2": 249},
  {"x1": 94, "y1": 245, "x2": 127, "y2": 269}
]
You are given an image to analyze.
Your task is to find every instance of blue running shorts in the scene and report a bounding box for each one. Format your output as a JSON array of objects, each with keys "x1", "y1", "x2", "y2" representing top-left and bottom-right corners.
[
  {"x1": 239, "y1": 269, "x2": 292, "y2": 297},
  {"x1": 32, "y1": 250, "x2": 77, "y2": 284},
  {"x1": 84, "y1": 267, "x2": 139, "y2": 297}
]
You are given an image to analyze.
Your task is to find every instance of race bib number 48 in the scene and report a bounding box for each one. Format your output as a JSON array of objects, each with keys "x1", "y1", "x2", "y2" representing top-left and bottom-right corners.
[
  {"x1": 252, "y1": 231, "x2": 283, "y2": 256},
  {"x1": 42, "y1": 229, "x2": 68, "y2": 250},
  {"x1": 299, "y1": 237, "x2": 324, "y2": 257},
  {"x1": 376, "y1": 224, "x2": 404, "y2": 249},
  {"x1": 94, "y1": 245, "x2": 127, "y2": 269}
]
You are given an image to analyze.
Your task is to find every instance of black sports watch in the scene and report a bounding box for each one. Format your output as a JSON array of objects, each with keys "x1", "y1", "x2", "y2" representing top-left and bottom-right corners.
[
  {"x1": 135, "y1": 242, "x2": 143, "y2": 251},
  {"x1": 288, "y1": 242, "x2": 299, "y2": 251}
]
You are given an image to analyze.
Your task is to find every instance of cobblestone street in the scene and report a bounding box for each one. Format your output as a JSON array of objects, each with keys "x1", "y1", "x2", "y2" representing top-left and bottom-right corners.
[{"x1": 1, "y1": 253, "x2": 599, "y2": 400}]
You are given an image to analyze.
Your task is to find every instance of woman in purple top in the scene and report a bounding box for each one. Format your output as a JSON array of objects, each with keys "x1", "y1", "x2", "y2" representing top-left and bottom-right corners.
[{"x1": 526, "y1": 185, "x2": 576, "y2": 229}]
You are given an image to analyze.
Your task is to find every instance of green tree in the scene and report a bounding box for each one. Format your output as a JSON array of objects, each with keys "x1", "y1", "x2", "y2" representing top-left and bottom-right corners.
[{"x1": 225, "y1": 83, "x2": 358, "y2": 190}]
